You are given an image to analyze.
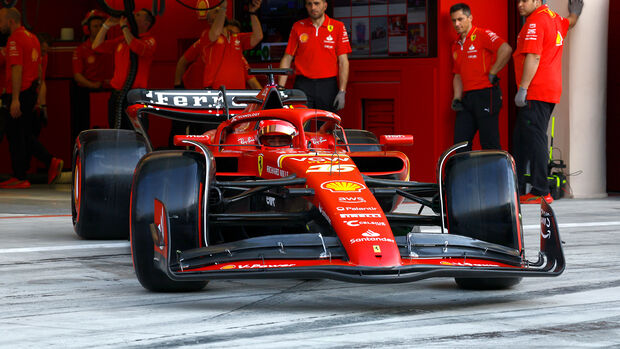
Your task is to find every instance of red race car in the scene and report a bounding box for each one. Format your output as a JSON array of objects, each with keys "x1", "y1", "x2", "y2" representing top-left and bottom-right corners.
[{"x1": 72, "y1": 69, "x2": 564, "y2": 292}]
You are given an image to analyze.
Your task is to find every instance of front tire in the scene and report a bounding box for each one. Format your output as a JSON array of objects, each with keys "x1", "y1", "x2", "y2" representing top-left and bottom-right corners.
[
  {"x1": 444, "y1": 151, "x2": 523, "y2": 289},
  {"x1": 130, "y1": 150, "x2": 210, "y2": 292}
]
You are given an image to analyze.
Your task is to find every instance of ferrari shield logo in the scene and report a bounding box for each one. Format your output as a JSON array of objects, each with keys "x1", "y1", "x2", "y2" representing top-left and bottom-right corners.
[
  {"x1": 327, "y1": 25, "x2": 334, "y2": 32},
  {"x1": 258, "y1": 154, "x2": 264, "y2": 176},
  {"x1": 470, "y1": 34, "x2": 476, "y2": 41},
  {"x1": 373, "y1": 245, "x2": 381, "y2": 253}
]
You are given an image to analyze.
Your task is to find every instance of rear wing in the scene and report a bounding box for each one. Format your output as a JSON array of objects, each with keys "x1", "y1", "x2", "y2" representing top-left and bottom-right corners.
[
  {"x1": 127, "y1": 88, "x2": 308, "y2": 113},
  {"x1": 125, "y1": 87, "x2": 308, "y2": 149}
]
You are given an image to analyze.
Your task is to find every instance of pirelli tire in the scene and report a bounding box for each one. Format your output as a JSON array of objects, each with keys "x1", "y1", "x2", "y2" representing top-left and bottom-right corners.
[
  {"x1": 72, "y1": 130, "x2": 149, "y2": 240},
  {"x1": 443, "y1": 150, "x2": 523, "y2": 290},
  {"x1": 130, "y1": 150, "x2": 210, "y2": 292}
]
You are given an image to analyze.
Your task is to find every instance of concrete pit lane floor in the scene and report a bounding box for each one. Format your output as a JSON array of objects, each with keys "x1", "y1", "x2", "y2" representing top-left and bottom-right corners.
[{"x1": 1, "y1": 185, "x2": 620, "y2": 348}]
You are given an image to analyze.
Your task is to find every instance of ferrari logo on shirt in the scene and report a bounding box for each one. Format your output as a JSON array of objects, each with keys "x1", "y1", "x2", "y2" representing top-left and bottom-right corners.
[
  {"x1": 470, "y1": 34, "x2": 476, "y2": 41},
  {"x1": 300, "y1": 33, "x2": 308, "y2": 43},
  {"x1": 258, "y1": 154, "x2": 264, "y2": 176},
  {"x1": 327, "y1": 25, "x2": 334, "y2": 32}
]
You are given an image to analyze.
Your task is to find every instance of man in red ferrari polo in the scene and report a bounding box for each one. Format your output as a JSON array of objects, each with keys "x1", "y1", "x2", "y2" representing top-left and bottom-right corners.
[
  {"x1": 513, "y1": 0, "x2": 583, "y2": 204},
  {"x1": 200, "y1": 0, "x2": 263, "y2": 90},
  {"x1": 92, "y1": 9, "x2": 156, "y2": 129},
  {"x1": 450, "y1": 3, "x2": 512, "y2": 152},
  {"x1": 278, "y1": 0, "x2": 351, "y2": 112},
  {"x1": 0, "y1": 7, "x2": 62, "y2": 188},
  {"x1": 71, "y1": 10, "x2": 113, "y2": 140}
]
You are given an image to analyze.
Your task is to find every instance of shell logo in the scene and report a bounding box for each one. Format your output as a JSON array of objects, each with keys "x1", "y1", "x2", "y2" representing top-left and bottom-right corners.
[
  {"x1": 220, "y1": 265, "x2": 236, "y2": 270},
  {"x1": 555, "y1": 31, "x2": 564, "y2": 46},
  {"x1": 300, "y1": 33, "x2": 309, "y2": 43},
  {"x1": 321, "y1": 180, "x2": 366, "y2": 193}
]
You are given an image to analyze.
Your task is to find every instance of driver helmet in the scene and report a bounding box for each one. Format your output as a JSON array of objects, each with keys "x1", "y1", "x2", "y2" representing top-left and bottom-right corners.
[{"x1": 258, "y1": 120, "x2": 296, "y2": 147}]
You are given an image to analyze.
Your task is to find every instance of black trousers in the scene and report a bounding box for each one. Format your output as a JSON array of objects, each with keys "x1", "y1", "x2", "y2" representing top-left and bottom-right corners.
[
  {"x1": 293, "y1": 75, "x2": 338, "y2": 112},
  {"x1": 2, "y1": 85, "x2": 52, "y2": 180},
  {"x1": 454, "y1": 85, "x2": 502, "y2": 152},
  {"x1": 513, "y1": 100, "x2": 555, "y2": 196}
]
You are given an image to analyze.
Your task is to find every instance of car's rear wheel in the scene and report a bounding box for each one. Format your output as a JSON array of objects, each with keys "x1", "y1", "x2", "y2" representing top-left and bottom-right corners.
[
  {"x1": 443, "y1": 151, "x2": 523, "y2": 289},
  {"x1": 72, "y1": 130, "x2": 148, "y2": 239},
  {"x1": 130, "y1": 150, "x2": 210, "y2": 292}
]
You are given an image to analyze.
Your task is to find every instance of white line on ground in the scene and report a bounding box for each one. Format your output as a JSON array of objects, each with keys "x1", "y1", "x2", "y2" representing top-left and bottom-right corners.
[
  {"x1": 2, "y1": 222, "x2": 620, "y2": 254},
  {"x1": 0, "y1": 242, "x2": 129, "y2": 254}
]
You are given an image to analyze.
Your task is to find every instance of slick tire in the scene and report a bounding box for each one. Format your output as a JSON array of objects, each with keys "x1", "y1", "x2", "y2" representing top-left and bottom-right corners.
[
  {"x1": 444, "y1": 151, "x2": 523, "y2": 290},
  {"x1": 443, "y1": 151, "x2": 522, "y2": 250},
  {"x1": 72, "y1": 130, "x2": 149, "y2": 239},
  {"x1": 130, "y1": 150, "x2": 210, "y2": 292},
  {"x1": 454, "y1": 277, "x2": 522, "y2": 290}
]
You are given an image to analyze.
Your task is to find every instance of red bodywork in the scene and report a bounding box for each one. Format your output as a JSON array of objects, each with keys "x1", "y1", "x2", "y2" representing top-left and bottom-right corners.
[{"x1": 126, "y1": 79, "x2": 564, "y2": 284}]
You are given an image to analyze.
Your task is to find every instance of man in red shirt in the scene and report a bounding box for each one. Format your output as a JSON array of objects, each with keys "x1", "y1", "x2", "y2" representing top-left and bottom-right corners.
[
  {"x1": 171, "y1": 20, "x2": 261, "y2": 146},
  {"x1": 278, "y1": 0, "x2": 351, "y2": 112},
  {"x1": 71, "y1": 10, "x2": 113, "y2": 141},
  {"x1": 200, "y1": 0, "x2": 263, "y2": 90},
  {"x1": 92, "y1": 8, "x2": 156, "y2": 129},
  {"x1": 513, "y1": 0, "x2": 583, "y2": 204},
  {"x1": 450, "y1": 3, "x2": 512, "y2": 152},
  {"x1": 0, "y1": 8, "x2": 62, "y2": 188}
]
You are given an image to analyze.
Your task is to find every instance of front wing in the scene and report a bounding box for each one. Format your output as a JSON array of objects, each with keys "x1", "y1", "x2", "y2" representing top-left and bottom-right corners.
[{"x1": 151, "y1": 201, "x2": 564, "y2": 284}]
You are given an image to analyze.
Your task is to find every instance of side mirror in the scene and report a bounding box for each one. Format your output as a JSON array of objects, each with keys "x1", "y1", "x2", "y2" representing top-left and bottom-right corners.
[{"x1": 379, "y1": 135, "x2": 414, "y2": 147}]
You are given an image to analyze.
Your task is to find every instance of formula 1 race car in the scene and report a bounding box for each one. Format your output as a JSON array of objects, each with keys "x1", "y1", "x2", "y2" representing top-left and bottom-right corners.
[{"x1": 71, "y1": 69, "x2": 564, "y2": 292}]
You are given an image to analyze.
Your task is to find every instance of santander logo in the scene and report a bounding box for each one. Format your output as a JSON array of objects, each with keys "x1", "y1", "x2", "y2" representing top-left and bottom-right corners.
[{"x1": 362, "y1": 230, "x2": 380, "y2": 237}]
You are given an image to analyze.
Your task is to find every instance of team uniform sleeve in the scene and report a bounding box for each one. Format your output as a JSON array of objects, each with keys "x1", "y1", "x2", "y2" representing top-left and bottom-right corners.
[
  {"x1": 72, "y1": 46, "x2": 84, "y2": 75},
  {"x1": 560, "y1": 16, "x2": 570, "y2": 37},
  {"x1": 7, "y1": 38, "x2": 24, "y2": 67},
  {"x1": 519, "y1": 17, "x2": 544, "y2": 55},
  {"x1": 242, "y1": 56, "x2": 253, "y2": 81},
  {"x1": 284, "y1": 23, "x2": 299, "y2": 56},
  {"x1": 483, "y1": 29, "x2": 506, "y2": 52},
  {"x1": 93, "y1": 36, "x2": 122, "y2": 53},
  {"x1": 335, "y1": 22, "x2": 352, "y2": 56},
  {"x1": 183, "y1": 39, "x2": 201, "y2": 62},
  {"x1": 451, "y1": 44, "x2": 460, "y2": 74},
  {"x1": 129, "y1": 36, "x2": 157, "y2": 57},
  {"x1": 238, "y1": 33, "x2": 253, "y2": 51}
]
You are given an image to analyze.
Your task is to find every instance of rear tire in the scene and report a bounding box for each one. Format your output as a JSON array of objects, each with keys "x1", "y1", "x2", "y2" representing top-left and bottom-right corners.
[
  {"x1": 444, "y1": 151, "x2": 523, "y2": 290},
  {"x1": 130, "y1": 150, "x2": 210, "y2": 292},
  {"x1": 72, "y1": 130, "x2": 149, "y2": 239}
]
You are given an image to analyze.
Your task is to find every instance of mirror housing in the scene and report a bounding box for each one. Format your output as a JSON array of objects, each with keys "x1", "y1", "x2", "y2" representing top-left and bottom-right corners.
[{"x1": 379, "y1": 135, "x2": 414, "y2": 147}]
